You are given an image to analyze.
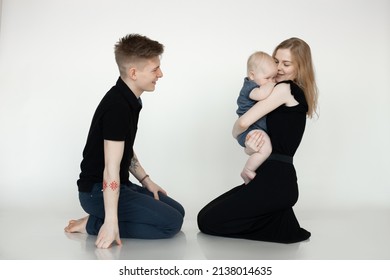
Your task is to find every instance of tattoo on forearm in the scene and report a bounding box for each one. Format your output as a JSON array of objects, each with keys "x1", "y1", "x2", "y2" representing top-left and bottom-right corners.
[
  {"x1": 102, "y1": 180, "x2": 119, "y2": 191},
  {"x1": 130, "y1": 156, "x2": 139, "y2": 172}
]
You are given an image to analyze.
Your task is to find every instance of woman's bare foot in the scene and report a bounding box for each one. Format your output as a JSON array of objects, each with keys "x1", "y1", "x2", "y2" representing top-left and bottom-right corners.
[
  {"x1": 64, "y1": 216, "x2": 89, "y2": 234},
  {"x1": 241, "y1": 168, "x2": 256, "y2": 185}
]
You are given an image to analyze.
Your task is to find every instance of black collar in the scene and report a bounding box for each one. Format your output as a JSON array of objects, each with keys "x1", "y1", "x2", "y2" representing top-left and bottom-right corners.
[{"x1": 116, "y1": 77, "x2": 142, "y2": 109}]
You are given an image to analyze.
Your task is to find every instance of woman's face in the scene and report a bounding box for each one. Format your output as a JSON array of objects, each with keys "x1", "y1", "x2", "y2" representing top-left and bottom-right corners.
[{"x1": 274, "y1": 48, "x2": 296, "y2": 82}]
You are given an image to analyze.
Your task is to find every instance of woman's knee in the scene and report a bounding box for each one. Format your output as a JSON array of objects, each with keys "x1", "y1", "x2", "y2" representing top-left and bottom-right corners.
[{"x1": 197, "y1": 208, "x2": 216, "y2": 233}]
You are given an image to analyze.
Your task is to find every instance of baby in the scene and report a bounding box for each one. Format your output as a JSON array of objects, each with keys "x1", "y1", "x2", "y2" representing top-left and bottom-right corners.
[{"x1": 235, "y1": 51, "x2": 277, "y2": 184}]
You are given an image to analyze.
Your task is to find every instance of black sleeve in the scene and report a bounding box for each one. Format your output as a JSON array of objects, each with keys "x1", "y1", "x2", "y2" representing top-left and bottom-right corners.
[{"x1": 101, "y1": 104, "x2": 129, "y2": 141}]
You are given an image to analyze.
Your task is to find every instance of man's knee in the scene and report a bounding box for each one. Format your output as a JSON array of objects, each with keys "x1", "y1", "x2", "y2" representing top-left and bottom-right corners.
[{"x1": 164, "y1": 215, "x2": 183, "y2": 238}]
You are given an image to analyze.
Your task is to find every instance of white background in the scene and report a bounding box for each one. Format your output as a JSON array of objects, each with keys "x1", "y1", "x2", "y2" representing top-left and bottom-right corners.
[{"x1": 0, "y1": 0, "x2": 389, "y2": 221}]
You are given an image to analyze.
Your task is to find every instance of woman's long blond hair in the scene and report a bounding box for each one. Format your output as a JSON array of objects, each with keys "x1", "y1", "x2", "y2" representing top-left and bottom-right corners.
[{"x1": 273, "y1": 38, "x2": 318, "y2": 118}]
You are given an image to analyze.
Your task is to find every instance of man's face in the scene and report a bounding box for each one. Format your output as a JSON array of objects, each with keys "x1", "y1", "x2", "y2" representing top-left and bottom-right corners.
[{"x1": 133, "y1": 56, "x2": 163, "y2": 93}]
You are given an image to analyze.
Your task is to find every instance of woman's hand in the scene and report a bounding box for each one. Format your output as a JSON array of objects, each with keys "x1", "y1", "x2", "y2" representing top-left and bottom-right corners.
[{"x1": 244, "y1": 130, "x2": 265, "y2": 155}]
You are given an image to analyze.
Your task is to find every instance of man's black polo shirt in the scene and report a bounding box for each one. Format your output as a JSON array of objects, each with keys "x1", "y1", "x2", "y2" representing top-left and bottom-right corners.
[{"x1": 77, "y1": 77, "x2": 142, "y2": 192}]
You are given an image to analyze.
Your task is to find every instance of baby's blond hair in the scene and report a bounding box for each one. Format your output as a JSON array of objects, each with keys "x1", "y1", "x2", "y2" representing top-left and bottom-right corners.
[{"x1": 247, "y1": 51, "x2": 274, "y2": 77}]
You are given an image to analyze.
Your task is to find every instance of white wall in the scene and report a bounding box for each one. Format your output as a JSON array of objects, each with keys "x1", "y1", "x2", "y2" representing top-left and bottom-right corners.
[{"x1": 0, "y1": 0, "x2": 389, "y2": 220}]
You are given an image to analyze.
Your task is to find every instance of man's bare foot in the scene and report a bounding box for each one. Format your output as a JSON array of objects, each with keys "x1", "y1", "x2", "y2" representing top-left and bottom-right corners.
[
  {"x1": 241, "y1": 168, "x2": 256, "y2": 185},
  {"x1": 64, "y1": 216, "x2": 88, "y2": 234}
]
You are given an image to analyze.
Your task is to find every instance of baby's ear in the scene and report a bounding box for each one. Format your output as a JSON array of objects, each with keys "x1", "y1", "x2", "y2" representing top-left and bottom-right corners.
[{"x1": 248, "y1": 71, "x2": 254, "y2": 80}]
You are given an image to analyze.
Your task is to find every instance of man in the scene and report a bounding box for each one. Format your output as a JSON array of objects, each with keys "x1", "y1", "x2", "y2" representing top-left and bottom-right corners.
[{"x1": 65, "y1": 34, "x2": 184, "y2": 249}]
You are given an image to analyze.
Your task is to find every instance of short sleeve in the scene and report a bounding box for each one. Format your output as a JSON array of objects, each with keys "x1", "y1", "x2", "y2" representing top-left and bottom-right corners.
[
  {"x1": 102, "y1": 105, "x2": 129, "y2": 141},
  {"x1": 276, "y1": 80, "x2": 308, "y2": 111},
  {"x1": 289, "y1": 82, "x2": 308, "y2": 111}
]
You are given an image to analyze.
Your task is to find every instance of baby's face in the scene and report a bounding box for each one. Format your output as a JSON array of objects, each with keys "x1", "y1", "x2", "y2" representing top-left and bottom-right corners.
[{"x1": 252, "y1": 61, "x2": 278, "y2": 86}]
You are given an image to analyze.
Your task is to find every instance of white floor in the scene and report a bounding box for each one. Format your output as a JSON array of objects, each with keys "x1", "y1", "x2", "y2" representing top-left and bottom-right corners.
[{"x1": 0, "y1": 206, "x2": 389, "y2": 260}]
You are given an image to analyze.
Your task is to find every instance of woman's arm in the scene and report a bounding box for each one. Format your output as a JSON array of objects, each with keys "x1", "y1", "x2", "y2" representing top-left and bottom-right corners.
[{"x1": 232, "y1": 83, "x2": 293, "y2": 138}]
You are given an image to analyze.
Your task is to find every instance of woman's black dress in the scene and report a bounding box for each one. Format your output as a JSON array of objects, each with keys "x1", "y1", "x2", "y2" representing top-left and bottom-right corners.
[{"x1": 197, "y1": 81, "x2": 311, "y2": 243}]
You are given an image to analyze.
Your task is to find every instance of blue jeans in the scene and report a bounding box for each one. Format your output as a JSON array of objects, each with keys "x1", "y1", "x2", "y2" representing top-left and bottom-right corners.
[{"x1": 79, "y1": 183, "x2": 185, "y2": 239}]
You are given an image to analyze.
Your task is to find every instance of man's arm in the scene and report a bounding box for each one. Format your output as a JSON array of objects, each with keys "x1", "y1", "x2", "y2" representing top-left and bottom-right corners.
[
  {"x1": 95, "y1": 139, "x2": 123, "y2": 249},
  {"x1": 129, "y1": 152, "x2": 167, "y2": 200}
]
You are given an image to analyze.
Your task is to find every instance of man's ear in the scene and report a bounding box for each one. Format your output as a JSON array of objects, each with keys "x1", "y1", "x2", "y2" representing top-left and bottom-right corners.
[{"x1": 128, "y1": 67, "x2": 137, "y2": 80}]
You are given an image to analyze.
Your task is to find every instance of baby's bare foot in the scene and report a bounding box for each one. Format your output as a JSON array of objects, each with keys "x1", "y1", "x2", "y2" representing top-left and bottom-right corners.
[
  {"x1": 241, "y1": 168, "x2": 256, "y2": 185},
  {"x1": 64, "y1": 216, "x2": 88, "y2": 234}
]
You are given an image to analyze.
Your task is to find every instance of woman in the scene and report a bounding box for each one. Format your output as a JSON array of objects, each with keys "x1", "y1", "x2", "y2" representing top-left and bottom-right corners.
[{"x1": 197, "y1": 37, "x2": 318, "y2": 243}]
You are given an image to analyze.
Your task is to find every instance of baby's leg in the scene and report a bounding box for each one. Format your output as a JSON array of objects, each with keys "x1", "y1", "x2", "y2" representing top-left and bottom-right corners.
[
  {"x1": 241, "y1": 153, "x2": 262, "y2": 184},
  {"x1": 241, "y1": 130, "x2": 272, "y2": 184}
]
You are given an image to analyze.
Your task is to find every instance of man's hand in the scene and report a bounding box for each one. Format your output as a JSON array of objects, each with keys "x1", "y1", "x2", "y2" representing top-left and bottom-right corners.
[
  {"x1": 142, "y1": 176, "x2": 167, "y2": 200},
  {"x1": 95, "y1": 220, "x2": 122, "y2": 249}
]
